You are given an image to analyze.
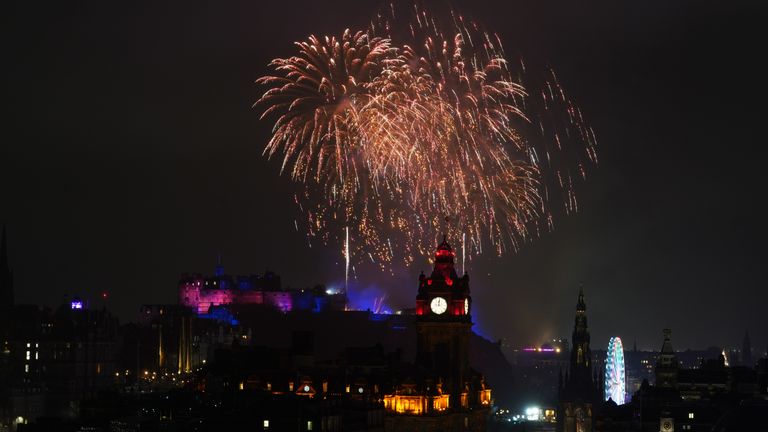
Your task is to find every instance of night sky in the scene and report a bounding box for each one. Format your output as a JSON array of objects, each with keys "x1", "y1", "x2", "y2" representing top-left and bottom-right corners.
[{"x1": 3, "y1": 0, "x2": 767, "y2": 352}]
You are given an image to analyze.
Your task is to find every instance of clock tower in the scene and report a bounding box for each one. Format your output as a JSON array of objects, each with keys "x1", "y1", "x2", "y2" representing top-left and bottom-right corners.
[
  {"x1": 415, "y1": 237, "x2": 472, "y2": 407},
  {"x1": 384, "y1": 237, "x2": 490, "y2": 431}
]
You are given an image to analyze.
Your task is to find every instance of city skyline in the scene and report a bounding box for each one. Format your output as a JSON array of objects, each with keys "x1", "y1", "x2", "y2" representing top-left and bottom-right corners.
[{"x1": 3, "y1": 0, "x2": 767, "y2": 351}]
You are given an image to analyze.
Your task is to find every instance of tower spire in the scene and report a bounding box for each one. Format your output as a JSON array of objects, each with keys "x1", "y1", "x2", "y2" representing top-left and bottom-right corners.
[
  {"x1": 570, "y1": 285, "x2": 592, "y2": 369},
  {"x1": 577, "y1": 282, "x2": 586, "y2": 311},
  {"x1": 560, "y1": 285, "x2": 600, "y2": 431}
]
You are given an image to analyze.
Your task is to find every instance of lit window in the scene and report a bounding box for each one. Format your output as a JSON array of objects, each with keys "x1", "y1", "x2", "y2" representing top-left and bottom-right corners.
[
  {"x1": 688, "y1": 412, "x2": 694, "y2": 419},
  {"x1": 358, "y1": 387, "x2": 364, "y2": 394},
  {"x1": 35, "y1": 352, "x2": 38, "y2": 360},
  {"x1": 26, "y1": 351, "x2": 30, "y2": 360},
  {"x1": 27, "y1": 343, "x2": 30, "y2": 348},
  {"x1": 307, "y1": 420, "x2": 313, "y2": 431},
  {"x1": 263, "y1": 419, "x2": 269, "y2": 429},
  {"x1": 25, "y1": 364, "x2": 29, "y2": 373}
]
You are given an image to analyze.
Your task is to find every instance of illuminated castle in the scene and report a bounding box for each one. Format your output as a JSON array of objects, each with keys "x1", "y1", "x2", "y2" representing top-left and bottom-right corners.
[
  {"x1": 179, "y1": 266, "x2": 290, "y2": 314},
  {"x1": 178, "y1": 262, "x2": 345, "y2": 315},
  {"x1": 383, "y1": 237, "x2": 491, "y2": 432}
]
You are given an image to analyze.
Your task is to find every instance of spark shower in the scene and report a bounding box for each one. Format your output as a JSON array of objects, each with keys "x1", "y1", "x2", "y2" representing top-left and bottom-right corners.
[{"x1": 255, "y1": 1, "x2": 597, "y2": 270}]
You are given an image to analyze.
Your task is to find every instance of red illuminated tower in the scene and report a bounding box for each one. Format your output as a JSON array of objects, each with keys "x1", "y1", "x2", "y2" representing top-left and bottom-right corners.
[
  {"x1": 384, "y1": 237, "x2": 490, "y2": 431},
  {"x1": 415, "y1": 236, "x2": 472, "y2": 408}
]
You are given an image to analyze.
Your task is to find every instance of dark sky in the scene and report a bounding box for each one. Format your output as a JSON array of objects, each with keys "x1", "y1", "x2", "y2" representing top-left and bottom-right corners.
[{"x1": 3, "y1": 0, "x2": 767, "y2": 352}]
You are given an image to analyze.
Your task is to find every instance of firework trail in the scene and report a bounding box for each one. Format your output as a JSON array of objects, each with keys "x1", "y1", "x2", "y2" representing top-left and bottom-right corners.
[
  {"x1": 372, "y1": 295, "x2": 387, "y2": 314},
  {"x1": 255, "y1": 1, "x2": 597, "y2": 269},
  {"x1": 344, "y1": 226, "x2": 350, "y2": 292}
]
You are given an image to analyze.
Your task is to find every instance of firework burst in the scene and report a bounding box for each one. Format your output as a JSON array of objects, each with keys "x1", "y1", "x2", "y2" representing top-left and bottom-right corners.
[{"x1": 255, "y1": 2, "x2": 597, "y2": 269}]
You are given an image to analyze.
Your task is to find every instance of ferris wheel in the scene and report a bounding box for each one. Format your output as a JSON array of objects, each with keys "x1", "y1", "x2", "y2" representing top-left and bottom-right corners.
[{"x1": 604, "y1": 336, "x2": 626, "y2": 405}]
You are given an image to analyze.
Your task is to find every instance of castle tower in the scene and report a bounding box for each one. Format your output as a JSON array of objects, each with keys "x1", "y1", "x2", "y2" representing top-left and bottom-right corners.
[
  {"x1": 415, "y1": 237, "x2": 472, "y2": 408},
  {"x1": 559, "y1": 286, "x2": 600, "y2": 432}
]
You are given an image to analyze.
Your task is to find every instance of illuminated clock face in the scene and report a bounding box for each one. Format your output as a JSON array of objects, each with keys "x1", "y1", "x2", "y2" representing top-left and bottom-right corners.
[
  {"x1": 430, "y1": 297, "x2": 447, "y2": 314},
  {"x1": 464, "y1": 298, "x2": 469, "y2": 314}
]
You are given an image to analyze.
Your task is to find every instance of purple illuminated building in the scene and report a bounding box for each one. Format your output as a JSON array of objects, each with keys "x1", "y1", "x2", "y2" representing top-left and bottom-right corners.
[
  {"x1": 179, "y1": 269, "x2": 291, "y2": 314},
  {"x1": 178, "y1": 264, "x2": 346, "y2": 315}
]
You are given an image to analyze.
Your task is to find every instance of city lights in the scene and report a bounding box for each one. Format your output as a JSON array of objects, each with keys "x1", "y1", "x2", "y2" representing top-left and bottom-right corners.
[
  {"x1": 525, "y1": 406, "x2": 543, "y2": 421},
  {"x1": 2, "y1": 0, "x2": 765, "y2": 429}
]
